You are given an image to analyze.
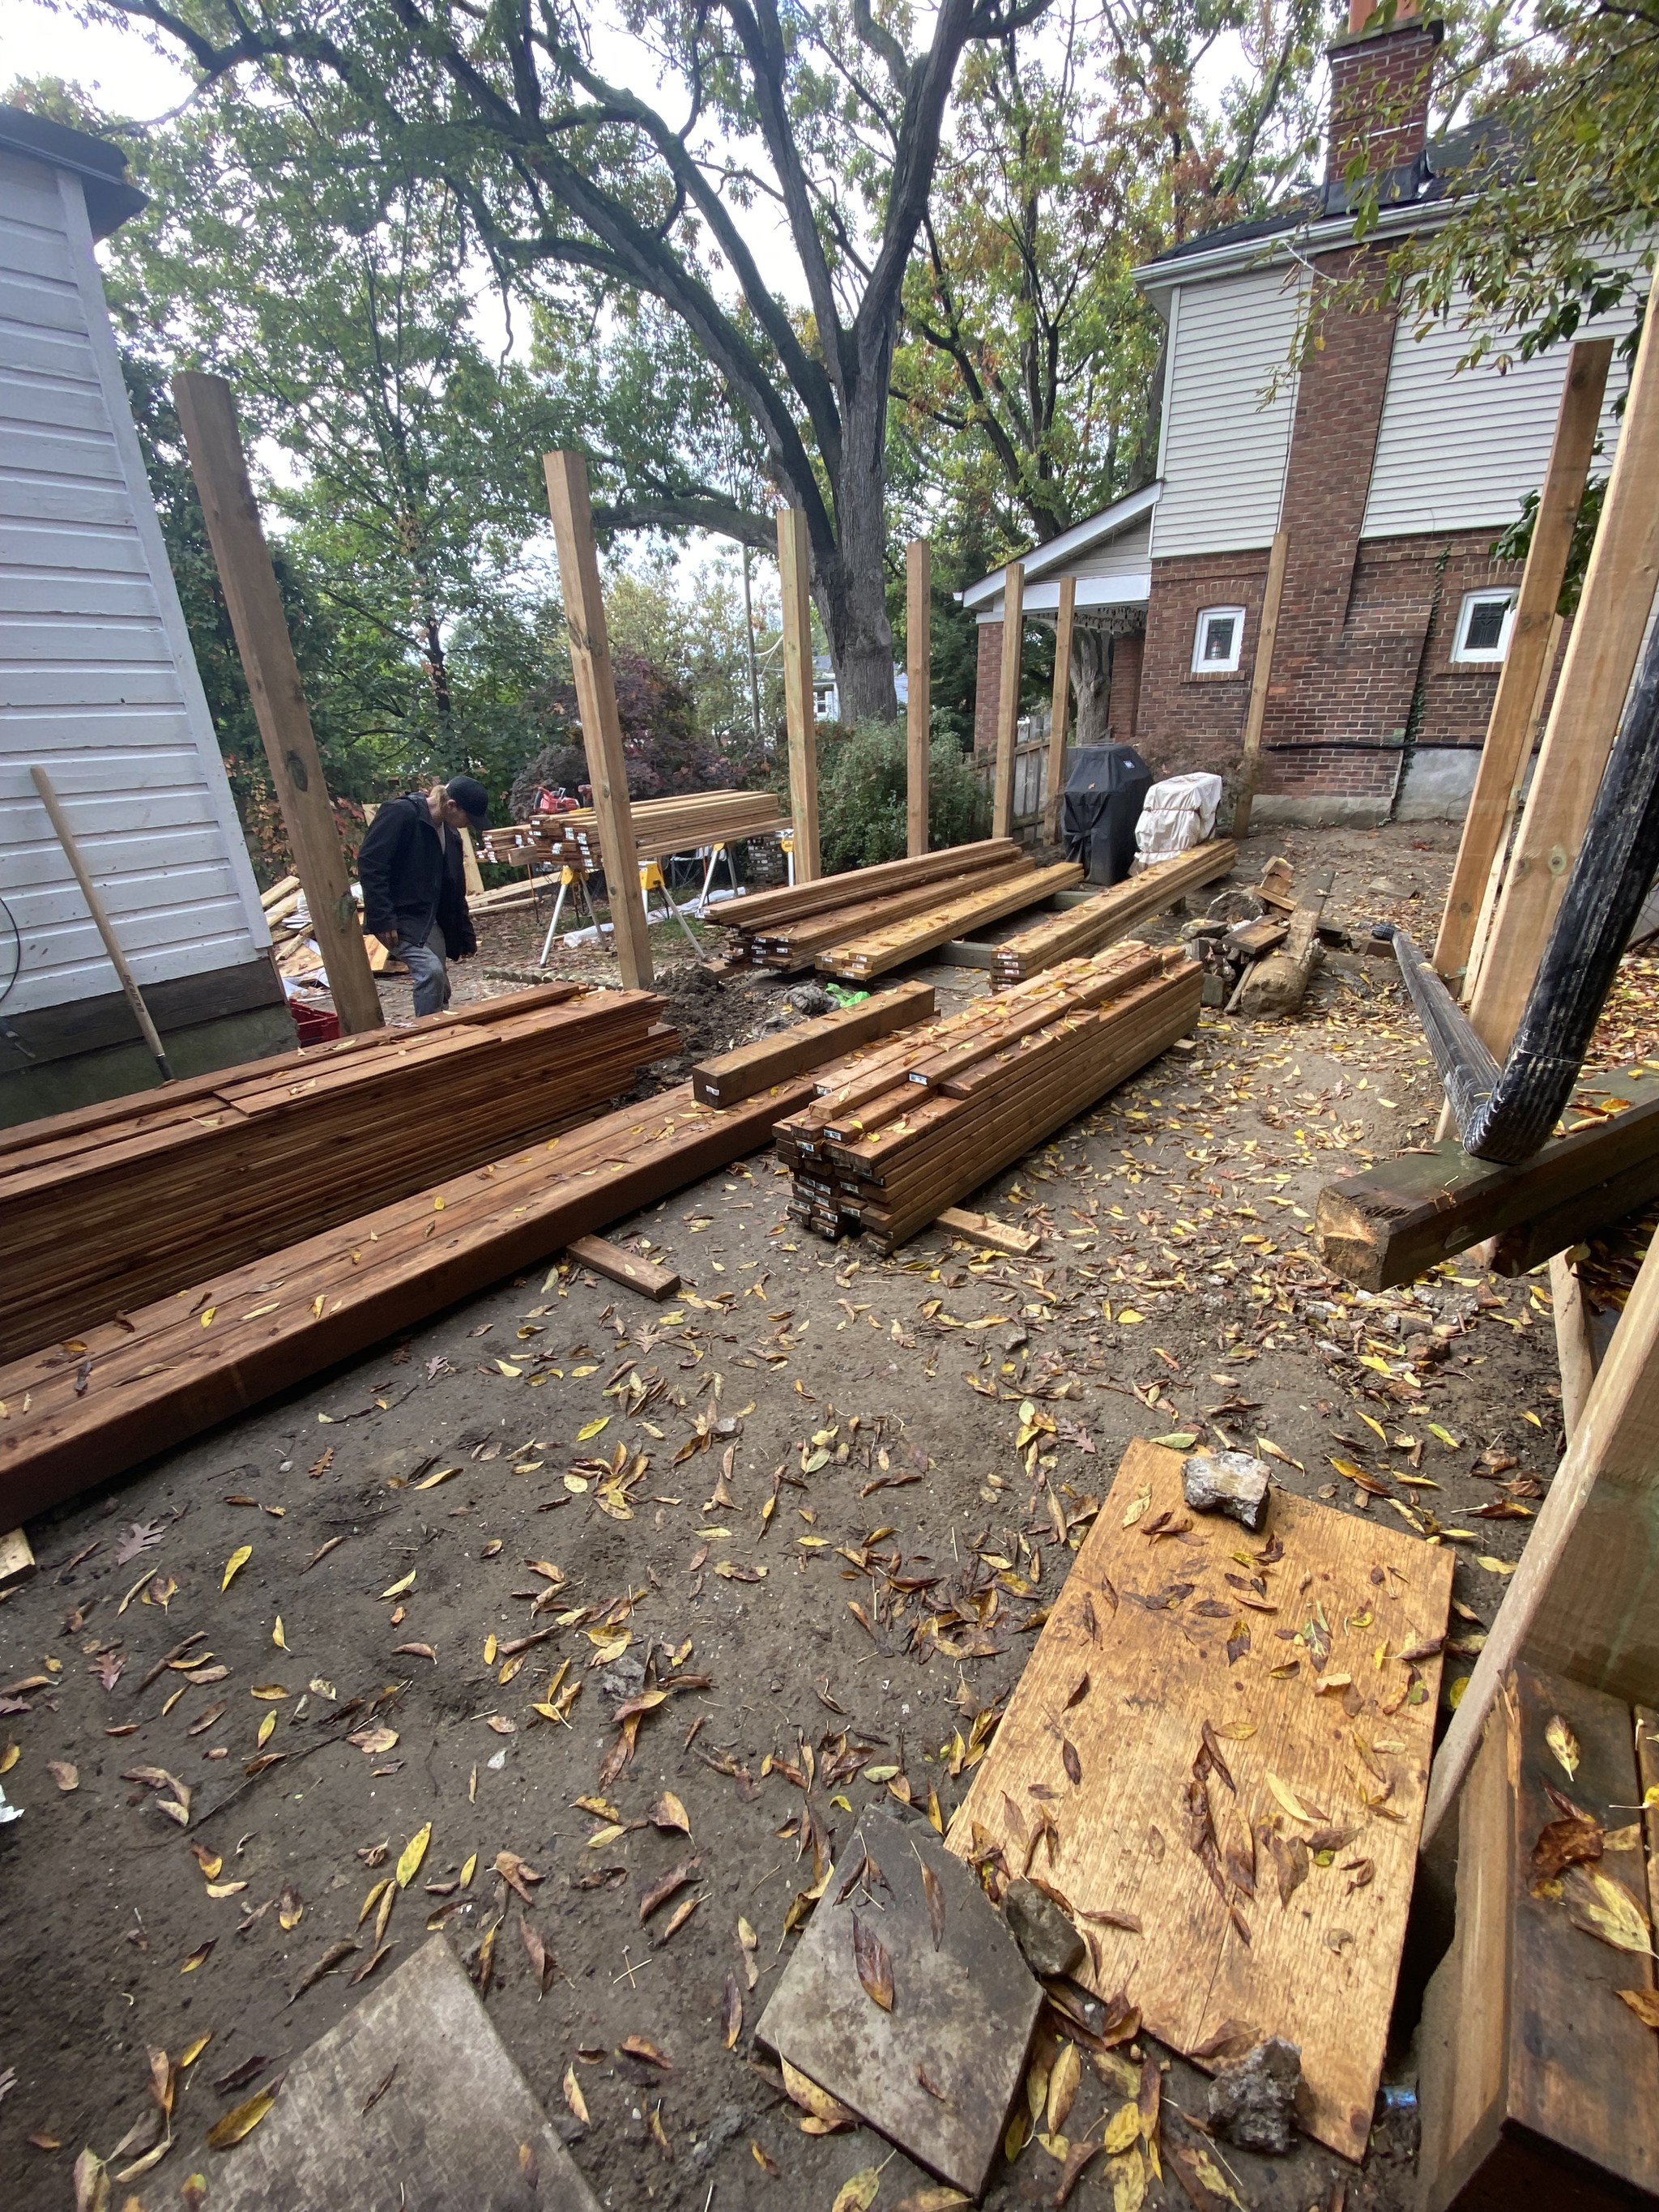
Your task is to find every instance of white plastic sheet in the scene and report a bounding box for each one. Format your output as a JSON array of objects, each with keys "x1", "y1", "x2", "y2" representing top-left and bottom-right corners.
[{"x1": 1136, "y1": 771, "x2": 1223, "y2": 859}]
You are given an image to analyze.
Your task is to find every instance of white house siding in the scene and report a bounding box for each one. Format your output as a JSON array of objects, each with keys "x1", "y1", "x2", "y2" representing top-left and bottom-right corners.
[
  {"x1": 1361, "y1": 283, "x2": 1641, "y2": 541},
  {"x1": 1071, "y1": 514, "x2": 1154, "y2": 578},
  {"x1": 0, "y1": 148, "x2": 269, "y2": 1020},
  {"x1": 1149, "y1": 269, "x2": 1303, "y2": 559}
]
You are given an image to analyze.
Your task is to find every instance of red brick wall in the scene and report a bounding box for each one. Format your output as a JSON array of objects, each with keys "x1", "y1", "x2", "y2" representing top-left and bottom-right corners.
[
  {"x1": 1327, "y1": 19, "x2": 1440, "y2": 182},
  {"x1": 974, "y1": 621, "x2": 1003, "y2": 757},
  {"x1": 1107, "y1": 633, "x2": 1144, "y2": 740}
]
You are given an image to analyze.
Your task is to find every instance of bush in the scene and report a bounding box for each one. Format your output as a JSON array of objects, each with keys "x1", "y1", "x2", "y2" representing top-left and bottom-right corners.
[
  {"x1": 808, "y1": 719, "x2": 990, "y2": 872},
  {"x1": 508, "y1": 652, "x2": 761, "y2": 820}
]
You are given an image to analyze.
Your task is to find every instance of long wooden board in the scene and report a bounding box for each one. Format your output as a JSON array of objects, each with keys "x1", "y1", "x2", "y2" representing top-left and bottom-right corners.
[
  {"x1": 945, "y1": 1439, "x2": 1453, "y2": 2162},
  {"x1": 819, "y1": 862, "x2": 1084, "y2": 980},
  {"x1": 991, "y1": 841, "x2": 1235, "y2": 983},
  {"x1": 692, "y1": 981, "x2": 935, "y2": 1105},
  {"x1": 1316, "y1": 1064, "x2": 1659, "y2": 1289}
]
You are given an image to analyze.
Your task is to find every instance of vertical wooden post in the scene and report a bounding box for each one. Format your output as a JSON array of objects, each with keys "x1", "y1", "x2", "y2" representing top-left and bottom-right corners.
[
  {"x1": 1044, "y1": 575, "x2": 1077, "y2": 844},
  {"x1": 172, "y1": 372, "x2": 383, "y2": 1035},
  {"x1": 1468, "y1": 313, "x2": 1659, "y2": 1055},
  {"x1": 906, "y1": 539, "x2": 931, "y2": 857},
  {"x1": 459, "y1": 826, "x2": 486, "y2": 898},
  {"x1": 992, "y1": 561, "x2": 1025, "y2": 841},
  {"x1": 777, "y1": 508, "x2": 821, "y2": 883},
  {"x1": 1461, "y1": 612, "x2": 1565, "y2": 1008},
  {"x1": 1434, "y1": 339, "x2": 1614, "y2": 986},
  {"x1": 1230, "y1": 528, "x2": 1290, "y2": 842},
  {"x1": 541, "y1": 452, "x2": 652, "y2": 989}
]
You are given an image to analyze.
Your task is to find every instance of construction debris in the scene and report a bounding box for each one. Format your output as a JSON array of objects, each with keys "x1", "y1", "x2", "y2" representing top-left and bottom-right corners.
[
  {"x1": 1237, "y1": 867, "x2": 1335, "y2": 1018},
  {"x1": 1002, "y1": 1878, "x2": 1085, "y2": 1979},
  {"x1": 1207, "y1": 2037, "x2": 1303, "y2": 2155},
  {"x1": 564, "y1": 1234, "x2": 680, "y2": 1300},
  {"x1": 1182, "y1": 1449, "x2": 1272, "y2": 1532}
]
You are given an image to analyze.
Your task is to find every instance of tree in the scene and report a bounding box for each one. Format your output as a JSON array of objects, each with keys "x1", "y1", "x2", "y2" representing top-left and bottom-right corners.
[{"x1": 92, "y1": 0, "x2": 1057, "y2": 722}]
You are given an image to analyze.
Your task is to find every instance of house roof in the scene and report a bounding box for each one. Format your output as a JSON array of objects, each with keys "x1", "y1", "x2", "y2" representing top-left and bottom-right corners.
[
  {"x1": 958, "y1": 482, "x2": 1162, "y2": 613},
  {"x1": 0, "y1": 104, "x2": 147, "y2": 237}
]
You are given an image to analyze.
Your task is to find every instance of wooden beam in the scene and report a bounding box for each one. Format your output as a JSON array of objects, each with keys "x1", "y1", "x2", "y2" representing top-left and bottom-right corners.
[
  {"x1": 1434, "y1": 340, "x2": 1614, "y2": 987},
  {"x1": 542, "y1": 452, "x2": 653, "y2": 989},
  {"x1": 1467, "y1": 313, "x2": 1659, "y2": 1055},
  {"x1": 935, "y1": 1206, "x2": 1040, "y2": 1256},
  {"x1": 458, "y1": 826, "x2": 486, "y2": 899},
  {"x1": 1460, "y1": 612, "x2": 1566, "y2": 1012},
  {"x1": 1044, "y1": 575, "x2": 1077, "y2": 845},
  {"x1": 778, "y1": 507, "x2": 821, "y2": 882},
  {"x1": 1316, "y1": 1065, "x2": 1659, "y2": 1289},
  {"x1": 1230, "y1": 528, "x2": 1289, "y2": 841},
  {"x1": 1550, "y1": 1250, "x2": 1599, "y2": 1436},
  {"x1": 565, "y1": 1234, "x2": 680, "y2": 1300},
  {"x1": 906, "y1": 539, "x2": 931, "y2": 858},
  {"x1": 692, "y1": 979, "x2": 935, "y2": 1106},
  {"x1": 1422, "y1": 1221, "x2": 1659, "y2": 1845},
  {"x1": 992, "y1": 561, "x2": 1024, "y2": 842},
  {"x1": 172, "y1": 372, "x2": 383, "y2": 1036}
]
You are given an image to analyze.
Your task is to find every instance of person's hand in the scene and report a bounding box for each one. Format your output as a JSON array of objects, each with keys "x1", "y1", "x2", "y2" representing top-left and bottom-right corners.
[{"x1": 383, "y1": 928, "x2": 400, "y2": 948}]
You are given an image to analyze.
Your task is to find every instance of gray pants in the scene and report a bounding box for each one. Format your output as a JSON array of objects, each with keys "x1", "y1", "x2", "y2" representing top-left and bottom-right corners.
[{"x1": 402, "y1": 924, "x2": 450, "y2": 1018}]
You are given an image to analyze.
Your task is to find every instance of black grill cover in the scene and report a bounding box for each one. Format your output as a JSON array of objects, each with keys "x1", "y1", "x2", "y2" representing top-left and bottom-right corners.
[{"x1": 1060, "y1": 744, "x2": 1152, "y2": 884}]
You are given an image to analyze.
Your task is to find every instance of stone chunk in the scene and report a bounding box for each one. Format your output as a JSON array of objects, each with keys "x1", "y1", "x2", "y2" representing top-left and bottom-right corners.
[
  {"x1": 1002, "y1": 1878, "x2": 1084, "y2": 1980},
  {"x1": 1206, "y1": 2035, "x2": 1302, "y2": 2154},
  {"x1": 1182, "y1": 1450, "x2": 1272, "y2": 1532}
]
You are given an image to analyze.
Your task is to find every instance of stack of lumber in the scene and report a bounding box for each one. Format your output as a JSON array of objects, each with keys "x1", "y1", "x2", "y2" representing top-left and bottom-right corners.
[
  {"x1": 707, "y1": 840, "x2": 1028, "y2": 972},
  {"x1": 817, "y1": 860, "x2": 1084, "y2": 982},
  {"x1": 481, "y1": 791, "x2": 786, "y2": 872},
  {"x1": 989, "y1": 839, "x2": 1235, "y2": 985},
  {"x1": 774, "y1": 940, "x2": 1200, "y2": 1250},
  {"x1": 0, "y1": 1073, "x2": 818, "y2": 1524},
  {"x1": 0, "y1": 984, "x2": 676, "y2": 1364}
]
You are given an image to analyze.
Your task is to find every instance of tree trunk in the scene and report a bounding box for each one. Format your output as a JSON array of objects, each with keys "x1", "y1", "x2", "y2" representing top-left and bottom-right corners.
[
  {"x1": 811, "y1": 381, "x2": 898, "y2": 724},
  {"x1": 1073, "y1": 629, "x2": 1112, "y2": 745}
]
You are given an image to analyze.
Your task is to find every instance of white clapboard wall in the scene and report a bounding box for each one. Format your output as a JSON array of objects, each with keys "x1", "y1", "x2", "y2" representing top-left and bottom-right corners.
[{"x1": 0, "y1": 143, "x2": 270, "y2": 1019}]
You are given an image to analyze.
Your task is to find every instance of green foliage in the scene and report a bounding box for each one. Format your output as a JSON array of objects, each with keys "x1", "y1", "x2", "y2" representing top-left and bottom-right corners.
[
  {"x1": 1491, "y1": 475, "x2": 1607, "y2": 617},
  {"x1": 806, "y1": 722, "x2": 991, "y2": 874}
]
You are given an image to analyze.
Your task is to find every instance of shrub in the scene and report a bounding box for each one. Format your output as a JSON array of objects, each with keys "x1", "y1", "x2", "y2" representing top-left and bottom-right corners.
[{"x1": 807, "y1": 719, "x2": 990, "y2": 872}]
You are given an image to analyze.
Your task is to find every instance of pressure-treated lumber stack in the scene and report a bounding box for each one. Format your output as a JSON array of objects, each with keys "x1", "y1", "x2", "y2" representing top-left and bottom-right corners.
[
  {"x1": 0, "y1": 1076, "x2": 816, "y2": 1526},
  {"x1": 774, "y1": 941, "x2": 1200, "y2": 1250},
  {"x1": 817, "y1": 860, "x2": 1084, "y2": 981},
  {"x1": 708, "y1": 840, "x2": 1027, "y2": 971},
  {"x1": 0, "y1": 984, "x2": 675, "y2": 1363},
  {"x1": 989, "y1": 840, "x2": 1235, "y2": 985},
  {"x1": 482, "y1": 791, "x2": 785, "y2": 872}
]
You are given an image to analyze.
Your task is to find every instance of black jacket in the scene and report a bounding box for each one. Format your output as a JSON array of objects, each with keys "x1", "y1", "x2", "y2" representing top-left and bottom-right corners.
[{"x1": 357, "y1": 793, "x2": 476, "y2": 957}]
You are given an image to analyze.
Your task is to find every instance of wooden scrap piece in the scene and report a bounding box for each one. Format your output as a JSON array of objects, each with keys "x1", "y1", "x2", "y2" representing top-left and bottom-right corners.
[
  {"x1": 565, "y1": 1236, "x2": 680, "y2": 1301},
  {"x1": 757, "y1": 1808, "x2": 1041, "y2": 2197},
  {"x1": 0, "y1": 1528, "x2": 35, "y2": 1587},
  {"x1": 207, "y1": 1934, "x2": 601, "y2": 2210},
  {"x1": 692, "y1": 981, "x2": 935, "y2": 1106},
  {"x1": 945, "y1": 1438, "x2": 1453, "y2": 2163},
  {"x1": 935, "y1": 1207, "x2": 1041, "y2": 1257},
  {"x1": 1235, "y1": 867, "x2": 1333, "y2": 1017}
]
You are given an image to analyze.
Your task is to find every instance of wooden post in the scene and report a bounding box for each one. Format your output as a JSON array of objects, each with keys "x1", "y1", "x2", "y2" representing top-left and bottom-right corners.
[
  {"x1": 777, "y1": 507, "x2": 821, "y2": 883},
  {"x1": 1230, "y1": 529, "x2": 1289, "y2": 841},
  {"x1": 1461, "y1": 612, "x2": 1565, "y2": 1009},
  {"x1": 992, "y1": 561, "x2": 1024, "y2": 841},
  {"x1": 1422, "y1": 1223, "x2": 1659, "y2": 1846},
  {"x1": 1433, "y1": 339, "x2": 1614, "y2": 987},
  {"x1": 172, "y1": 372, "x2": 383, "y2": 1035},
  {"x1": 1466, "y1": 313, "x2": 1659, "y2": 1055},
  {"x1": 1044, "y1": 575, "x2": 1077, "y2": 844},
  {"x1": 542, "y1": 452, "x2": 652, "y2": 988},
  {"x1": 906, "y1": 539, "x2": 931, "y2": 858},
  {"x1": 459, "y1": 826, "x2": 486, "y2": 899}
]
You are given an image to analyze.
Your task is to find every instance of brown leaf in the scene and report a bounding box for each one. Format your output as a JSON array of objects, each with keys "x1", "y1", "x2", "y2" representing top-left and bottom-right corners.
[
  {"x1": 1189, "y1": 2018, "x2": 1257, "y2": 2061},
  {"x1": 638, "y1": 1857, "x2": 698, "y2": 1923},
  {"x1": 1531, "y1": 1812, "x2": 1604, "y2": 1887},
  {"x1": 1618, "y1": 1988, "x2": 1659, "y2": 2028},
  {"x1": 654, "y1": 1891, "x2": 702, "y2": 1946},
  {"x1": 1065, "y1": 1672, "x2": 1091, "y2": 1708},
  {"x1": 1081, "y1": 1905, "x2": 1143, "y2": 1933},
  {"x1": 722, "y1": 1970, "x2": 744, "y2": 2049},
  {"x1": 349, "y1": 1941, "x2": 397, "y2": 1985},
  {"x1": 651, "y1": 1791, "x2": 692, "y2": 1835},
  {"x1": 205, "y1": 2084, "x2": 279, "y2": 2149},
  {"x1": 47, "y1": 1759, "x2": 79, "y2": 1792},
  {"x1": 620, "y1": 2035, "x2": 672, "y2": 2069},
  {"x1": 1055, "y1": 2137, "x2": 1102, "y2": 2206},
  {"x1": 520, "y1": 1914, "x2": 557, "y2": 1997},
  {"x1": 493, "y1": 1850, "x2": 544, "y2": 1904},
  {"x1": 288, "y1": 1938, "x2": 358, "y2": 2003},
  {"x1": 919, "y1": 1857, "x2": 945, "y2": 1950},
  {"x1": 852, "y1": 1914, "x2": 895, "y2": 2011},
  {"x1": 1062, "y1": 1739, "x2": 1082, "y2": 1785}
]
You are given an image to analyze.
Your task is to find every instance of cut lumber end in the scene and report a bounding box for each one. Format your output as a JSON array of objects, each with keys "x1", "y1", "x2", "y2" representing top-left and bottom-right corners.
[
  {"x1": 0, "y1": 1527, "x2": 36, "y2": 1585},
  {"x1": 936, "y1": 1206, "x2": 1041, "y2": 1257},
  {"x1": 565, "y1": 1235, "x2": 680, "y2": 1300},
  {"x1": 1311, "y1": 1189, "x2": 1390, "y2": 1292}
]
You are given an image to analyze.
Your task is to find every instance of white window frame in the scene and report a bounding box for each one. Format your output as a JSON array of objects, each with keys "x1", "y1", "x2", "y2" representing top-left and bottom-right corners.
[
  {"x1": 1192, "y1": 605, "x2": 1247, "y2": 675},
  {"x1": 1451, "y1": 589, "x2": 1518, "y2": 665}
]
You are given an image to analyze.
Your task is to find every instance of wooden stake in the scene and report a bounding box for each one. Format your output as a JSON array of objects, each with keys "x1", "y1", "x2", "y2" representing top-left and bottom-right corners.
[
  {"x1": 993, "y1": 561, "x2": 1025, "y2": 842},
  {"x1": 906, "y1": 539, "x2": 931, "y2": 858},
  {"x1": 1044, "y1": 576, "x2": 1077, "y2": 844},
  {"x1": 1434, "y1": 339, "x2": 1614, "y2": 987},
  {"x1": 172, "y1": 372, "x2": 383, "y2": 1035},
  {"x1": 1230, "y1": 529, "x2": 1289, "y2": 841},
  {"x1": 1422, "y1": 1225, "x2": 1659, "y2": 1847},
  {"x1": 1467, "y1": 313, "x2": 1659, "y2": 1055},
  {"x1": 542, "y1": 452, "x2": 652, "y2": 989},
  {"x1": 777, "y1": 508, "x2": 821, "y2": 882},
  {"x1": 458, "y1": 826, "x2": 486, "y2": 899}
]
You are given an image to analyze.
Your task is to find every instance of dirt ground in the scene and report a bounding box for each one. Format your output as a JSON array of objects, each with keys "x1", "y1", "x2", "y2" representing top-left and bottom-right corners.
[{"x1": 0, "y1": 822, "x2": 1618, "y2": 2210}]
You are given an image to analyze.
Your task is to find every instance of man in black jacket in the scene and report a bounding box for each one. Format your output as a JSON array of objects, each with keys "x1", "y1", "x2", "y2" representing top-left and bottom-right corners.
[{"x1": 358, "y1": 776, "x2": 490, "y2": 1018}]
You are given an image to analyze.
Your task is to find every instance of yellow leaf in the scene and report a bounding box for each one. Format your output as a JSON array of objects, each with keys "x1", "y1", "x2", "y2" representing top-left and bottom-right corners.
[
  {"x1": 1047, "y1": 2040, "x2": 1081, "y2": 2133},
  {"x1": 0, "y1": 1742, "x2": 16, "y2": 1774},
  {"x1": 1266, "y1": 1772, "x2": 1315, "y2": 1823},
  {"x1": 396, "y1": 1822, "x2": 432, "y2": 1887},
  {"x1": 562, "y1": 2064, "x2": 590, "y2": 2125},
  {"x1": 831, "y1": 2168, "x2": 882, "y2": 2212},
  {"x1": 484, "y1": 1634, "x2": 498, "y2": 1666},
  {"x1": 180, "y1": 2033, "x2": 211, "y2": 2066},
  {"x1": 414, "y1": 1464, "x2": 458, "y2": 1489},
  {"x1": 200, "y1": 1306, "x2": 216, "y2": 1328},
  {"x1": 380, "y1": 1569, "x2": 416, "y2": 1598},
  {"x1": 205, "y1": 2086, "x2": 278, "y2": 2149},
  {"x1": 222, "y1": 1545, "x2": 251, "y2": 1591},
  {"x1": 1546, "y1": 1713, "x2": 1580, "y2": 1779},
  {"x1": 460, "y1": 1852, "x2": 477, "y2": 1886},
  {"x1": 1427, "y1": 1422, "x2": 1461, "y2": 1447},
  {"x1": 1563, "y1": 1865, "x2": 1654, "y2": 1955},
  {"x1": 1117, "y1": 1309, "x2": 1145, "y2": 1326},
  {"x1": 1188, "y1": 2149, "x2": 1243, "y2": 2209},
  {"x1": 250, "y1": 1685, "x2": 288, "y2": 1700},
  {"x1": 257, "y1": 1712, "x2": 275, "y2": 1747},
  {"x1": 1110, "y1": 2146, "x2": 1148, "y2": 2212},
  {"x1": 1358, "y1": 1411, "x2": 1388, "y2": 1442},
  {"x1": 495, "y1": 1361, "x2": 522, "y2": 1377},
  {"x1": 577, "y1": 1417, "x2": 610, "y2": 1442},
  {"x1": 1102, "y1": 2099, "x2": 1141, "y2": 2154},
  {"x1": 272, "y1": 1616, "x2": 288, "y2": 1650}
]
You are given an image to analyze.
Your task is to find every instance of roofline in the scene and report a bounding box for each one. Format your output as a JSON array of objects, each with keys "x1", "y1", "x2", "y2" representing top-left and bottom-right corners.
[
  {"x1": 0, "y1": 104, "x2": 147, "y2": 238},
  {"x1": 957, "y1": 481, "x2": 1162, "y2": 609},
  {"x1": 973, "y1": 573, "x2": 1152, "y2": 621},
  {"x1": 1132, "y1": 194, "x2": 1457, "y2": 298}
]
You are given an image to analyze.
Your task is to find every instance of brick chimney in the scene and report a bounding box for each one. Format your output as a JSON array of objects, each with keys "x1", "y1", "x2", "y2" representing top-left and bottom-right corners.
[{"x1": 1327, "y1": 2, "x2": 1442, "y2": 185}]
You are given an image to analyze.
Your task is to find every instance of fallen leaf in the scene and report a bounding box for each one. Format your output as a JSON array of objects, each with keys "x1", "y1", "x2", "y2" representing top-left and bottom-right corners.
[
  {"x1": 519, "y1": 1915, "x2": 557, "y2": 1997},
  {"x1": 832, "y1": 2169, "x2": 882, "y2": 2212},
  {"x1": 47, "y1": 1760, "x2": 79, "y2": 1792},
  {"x1": 1562, "y1": 1865, "x2": 1655, "y2": 1956},
  {"x1": 396, "y1": 1823, "x2": 432, "y2": 1887},
  {"x1": 651, "y1": 1791, "x2": 692, "y2": 1836},
  {"x1": 722, "y1": 1971, "x2": 743, "y2": 2049},
  {"x1": 1047, "y1": 2039, "x2": 1081, "y2": 2133},
  {"x1": 781, "y1": 2055, "x2": 854, "y2": 2129},
  {"x1": 620, "y1": 2035, "x2": 672, "y2": 2069},
  {"x1": 288, "y1": 1939, "x2": 358, "y2": 2002},
  {"x1": 1532, "y1": 1810, "x2": 1604, "y2": 1886},
  {"x1": 1546, "y1": 1714, "x2": 1581, "y2": 1781},
  {"x1": 852, "y1": 1914, "x2": 894, "y2": 2010},
  {"x1": 639, "y1": 1859, "x2": 698, "y2": 1922},
  {"x1": 1618, "y1": 1988, "x2": 1659, "y2": 2028},
  {"x1": 221, "y1": 1546, "x2": 251, "y2": 1592},
  {"x1": 751, "y1": 2139, "x2": 783, "y2": 2176},
  {"x1": 561, "y1": 2064, "x2": 590, "y2": 2125},
  {"x1": 919, "y1": 1857, "x2": 945, "y2": 1950},
  {"x1": 205, "y1": 2086, "x2": 278, "y2": 2150}
]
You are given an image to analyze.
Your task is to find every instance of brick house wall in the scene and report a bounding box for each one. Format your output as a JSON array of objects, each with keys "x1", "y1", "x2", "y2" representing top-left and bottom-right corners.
[
  {"x1": 1107, "y1": 633, "x2": 1144, "y2": 740},
  {"x1": 973, "y1": 620, "x2": 1003, "y2": 757}
]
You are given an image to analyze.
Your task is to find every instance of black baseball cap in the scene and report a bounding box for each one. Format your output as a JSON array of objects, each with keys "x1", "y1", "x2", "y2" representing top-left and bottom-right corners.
[{"x1": 446, "y1": 774, "x2": 491, "y2": 830}]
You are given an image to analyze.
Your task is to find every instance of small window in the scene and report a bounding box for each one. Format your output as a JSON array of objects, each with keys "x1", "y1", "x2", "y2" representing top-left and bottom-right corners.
[
  {"x1": 1192, "y1": 606, "x2": 1246, "y2": 674},
  {"x1": 1452, "y1": 590, "x2": 1516, "y2": 664}
]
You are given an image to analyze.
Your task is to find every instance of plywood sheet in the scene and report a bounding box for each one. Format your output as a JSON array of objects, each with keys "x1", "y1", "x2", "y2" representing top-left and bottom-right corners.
[{"x1": 945, "y1": 1439, "x2": 1453, "y2": 2160}]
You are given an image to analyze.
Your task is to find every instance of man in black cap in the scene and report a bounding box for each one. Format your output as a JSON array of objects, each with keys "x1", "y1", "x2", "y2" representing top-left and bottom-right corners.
[{"x1": 358, "y1": 775, "x2": 491, "y2": 1018}]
